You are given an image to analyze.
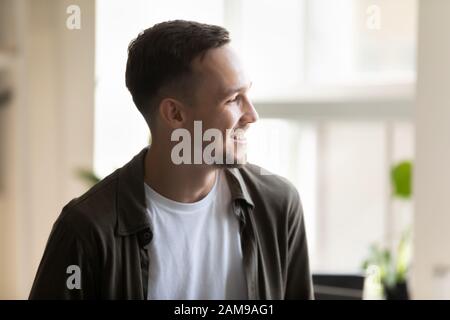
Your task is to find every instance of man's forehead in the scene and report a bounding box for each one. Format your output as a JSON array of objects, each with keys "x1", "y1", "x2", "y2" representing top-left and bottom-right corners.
[{"x1": 192, "y1": 45, "x2": 248, "y2": 94}]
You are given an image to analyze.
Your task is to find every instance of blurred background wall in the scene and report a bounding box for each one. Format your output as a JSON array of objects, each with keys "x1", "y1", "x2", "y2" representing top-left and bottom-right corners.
[
  {"x1": 0, "y1": 0, "x2": 94, "y2": 298},
  {"x1": 413, "y1": 0, "x2": 450, "y2": 299},
  {"x1": 0, "y1": 0, "x2": 448, "y2": 299}
]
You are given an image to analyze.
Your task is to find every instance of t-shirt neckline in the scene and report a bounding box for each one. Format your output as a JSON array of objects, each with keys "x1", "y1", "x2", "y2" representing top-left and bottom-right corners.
[{"x1": 144, "y1": 170, "x2": 220, "y2": 214}]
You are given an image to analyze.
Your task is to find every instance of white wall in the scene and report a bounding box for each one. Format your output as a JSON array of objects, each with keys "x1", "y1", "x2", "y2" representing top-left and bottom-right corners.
[
  {"x1": 0, "y1": 0, "x2": 95, "y2": 298},
  {"x1": 413, "y1": 0, "x2": 450, "y2": 299}
]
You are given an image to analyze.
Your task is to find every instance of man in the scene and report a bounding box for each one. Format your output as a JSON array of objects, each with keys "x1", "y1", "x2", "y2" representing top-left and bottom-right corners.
[{"x1": 29, "y1": 20, "x2": 313, "y2": 299}]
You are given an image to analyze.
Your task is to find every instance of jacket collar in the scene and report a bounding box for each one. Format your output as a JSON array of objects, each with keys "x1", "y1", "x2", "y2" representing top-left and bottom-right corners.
[
  {"x1": 116, "y1": 147, "x2": 150, "y2": 236},
  {"x1": 224, "y1": 167, "x2": 255, "y2": 208},
  {"x1": 116, "y1": 147, "x2": 254, "y2": 236}
]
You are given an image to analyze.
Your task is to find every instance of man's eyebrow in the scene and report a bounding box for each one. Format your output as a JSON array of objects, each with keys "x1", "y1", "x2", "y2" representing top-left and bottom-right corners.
[{"x1": 221, "y1": 82, "x2": 253, "y2": 98}]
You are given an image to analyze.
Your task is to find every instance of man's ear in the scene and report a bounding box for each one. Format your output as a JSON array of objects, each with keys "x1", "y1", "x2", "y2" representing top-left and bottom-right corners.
[{"x1": 158, "y1": 98, "x2": 186, "y2": 129}]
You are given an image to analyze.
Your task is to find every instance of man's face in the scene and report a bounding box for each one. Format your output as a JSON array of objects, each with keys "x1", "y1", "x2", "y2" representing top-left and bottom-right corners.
[{"x1": 186, "y1": 44, "x2": 259, "y2": 166}]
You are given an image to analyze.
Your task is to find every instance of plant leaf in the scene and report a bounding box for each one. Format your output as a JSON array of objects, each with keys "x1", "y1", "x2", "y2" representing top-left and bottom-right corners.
[{"x1": 391, "y1": 161, "x2": 412, "y2": 198}]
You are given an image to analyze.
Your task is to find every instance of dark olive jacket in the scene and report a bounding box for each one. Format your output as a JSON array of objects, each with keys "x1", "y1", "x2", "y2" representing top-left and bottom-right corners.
[{"x1": 29, "y1": 147, "x2": 313, "y2": 299}]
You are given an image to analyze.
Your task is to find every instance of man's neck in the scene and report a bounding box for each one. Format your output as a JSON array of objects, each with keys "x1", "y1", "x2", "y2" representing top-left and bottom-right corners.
[{"x1": 144, "y1": 143, "x2": 218, "y2": 203}]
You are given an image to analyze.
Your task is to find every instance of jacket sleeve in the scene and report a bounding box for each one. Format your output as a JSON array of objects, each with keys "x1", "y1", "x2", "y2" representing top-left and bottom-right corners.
[
  {"x1": 284, "y1": 189, "x2": 314, "y2": 299},
  {"x1": 29, "y1": 213, "x2": 98, "y2": 299}
]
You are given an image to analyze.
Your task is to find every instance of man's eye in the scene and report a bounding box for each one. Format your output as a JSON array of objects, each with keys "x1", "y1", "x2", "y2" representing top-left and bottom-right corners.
[{"x1": 227, "y1": 96, "x2": 239, "y2": 104}]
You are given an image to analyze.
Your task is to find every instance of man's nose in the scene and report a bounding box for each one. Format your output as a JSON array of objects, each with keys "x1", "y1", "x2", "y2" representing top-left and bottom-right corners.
[{"x1": 242, "y1": 97, "x2": 259, "y2": 124}]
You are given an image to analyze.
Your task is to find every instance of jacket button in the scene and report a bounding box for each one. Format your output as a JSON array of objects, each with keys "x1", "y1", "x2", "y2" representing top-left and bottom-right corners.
[{"x1": 143, "y1": 231, "x2": 152, "y2": 241}]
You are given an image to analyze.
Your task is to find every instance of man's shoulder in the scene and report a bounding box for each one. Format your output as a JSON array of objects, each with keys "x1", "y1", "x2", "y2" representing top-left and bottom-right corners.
[
  {"x1": 239, "y1": 163, "x2": 298, "y2": 194},
  {"x1": 56, "y1": 169, "x2": 120, "y2": 235},
  {"x1": 237, "y1": 163, "x2": 301, "y2": 209}
]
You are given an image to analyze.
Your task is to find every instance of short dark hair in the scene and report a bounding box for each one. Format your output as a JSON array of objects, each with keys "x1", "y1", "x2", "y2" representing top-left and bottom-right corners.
[{"x1": 125, "y1": 20, "x2": 230, "y2": 126}]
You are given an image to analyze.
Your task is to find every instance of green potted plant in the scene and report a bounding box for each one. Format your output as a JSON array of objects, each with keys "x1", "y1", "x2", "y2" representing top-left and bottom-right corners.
[{"x1": 362, "y1": 160, "x2": 413, "y2": 300}]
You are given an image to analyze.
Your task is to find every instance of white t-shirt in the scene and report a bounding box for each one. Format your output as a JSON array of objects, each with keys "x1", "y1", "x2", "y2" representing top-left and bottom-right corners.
[{"x1": 144, "y1": 170, "x2": 248, "y2": 300}]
